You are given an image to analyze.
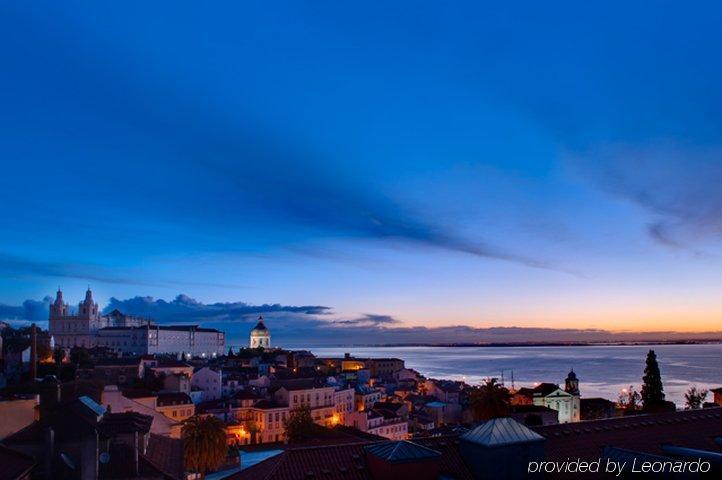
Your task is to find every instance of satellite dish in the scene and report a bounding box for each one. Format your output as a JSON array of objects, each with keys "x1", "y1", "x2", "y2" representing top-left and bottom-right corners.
[{"x1": 99, "y1": 452, "x2": 111, "y2": 464}]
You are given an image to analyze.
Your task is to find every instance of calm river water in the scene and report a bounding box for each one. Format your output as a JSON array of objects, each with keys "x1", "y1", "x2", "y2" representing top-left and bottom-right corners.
[{"x1": 309, "y1": 344, "x2": 722, "y2": 406}]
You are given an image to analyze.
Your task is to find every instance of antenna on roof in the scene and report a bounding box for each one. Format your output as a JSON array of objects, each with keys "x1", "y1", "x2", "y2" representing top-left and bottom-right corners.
[{"x1": 511, "y1": 370, "x2": 515, "y2": 389}]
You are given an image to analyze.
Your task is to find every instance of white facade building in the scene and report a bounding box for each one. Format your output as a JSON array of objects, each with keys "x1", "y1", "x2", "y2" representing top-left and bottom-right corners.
[
  {"x1": 48, "y1": 289, "x2": 225, "y2": 356},
  {"x1": 96, "y1": 325, "x2": 225, "y2": 357},
  {"x1": 249, "y1": 316, "x2": 271, "y2": 348},
  {"x1": 532, "y1": 370, "x2": 581, "y2": 423},
  {"x1": 49, "y1": 289, "x2": 147, "y2": 348},
  {"x1": 191, "y1": 367, "x2": 222, "y2": 401}
]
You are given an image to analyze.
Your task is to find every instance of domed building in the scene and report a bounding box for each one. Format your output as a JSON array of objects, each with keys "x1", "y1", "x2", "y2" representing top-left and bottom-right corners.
[{"x1": 249, "y1": 315, "x2": 271, "y2": 349}]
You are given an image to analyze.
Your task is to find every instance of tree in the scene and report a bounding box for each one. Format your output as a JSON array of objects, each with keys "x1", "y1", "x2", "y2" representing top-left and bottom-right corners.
[
  {"x1": 283, "y1": 405, "x2": 316, "y2": 443},
  {"x1": 69, "y1": 347, "x2": 91, "y2": 367},
  {"x1": 227, "y1": 347, "x2": 235, "y2": 357},
  {"x1": 52, "y1": 346, "x2": 65, "y2": 378},
  {"x1": 618, "y1": 385, "x2": 641, "y2": 414},
  {"x1": 469, "y1": 378, "x2": 511, "y2": 421},
  {"x1": 684, "y1": 386, "x2": 708, "y2": 410},
  {"x1": 641, "y1": 350, "x2": 666, "y2": 412},
  {"x1": 182, "y1": 415, "x2": 227, "y2": 479},
  {"x1": 245, "y1": 420, "x2": 260, "y2": 445}
]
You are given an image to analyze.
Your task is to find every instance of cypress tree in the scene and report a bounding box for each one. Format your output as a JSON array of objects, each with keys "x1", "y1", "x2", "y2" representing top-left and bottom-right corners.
[{"x1": 641, "y1": 349, "x2": 665, "y2": 410}]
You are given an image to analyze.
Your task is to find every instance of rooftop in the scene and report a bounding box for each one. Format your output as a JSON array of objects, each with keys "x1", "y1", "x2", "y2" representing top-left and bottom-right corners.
[
  {"x1": 533, "y1": 407, "x2": 722, "y2": 461},
  {"x1": 99, "y1": 411, "x2": 154, "y2": 435},
  {"x1": 461, "y1": 417, "x2": 545, "y2": 447},
  {"x1": 226, "y1": 436, "x2": 473, "y2": 480},
  {"x1": 156, "y1": 392, "x2": 193, "y2": 406},
  {"x1": 364, "y1": 440, "x2": 441, "y2": 463}
]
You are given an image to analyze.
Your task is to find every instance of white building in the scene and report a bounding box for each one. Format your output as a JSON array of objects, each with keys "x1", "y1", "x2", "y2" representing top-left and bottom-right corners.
[
  {"x1": 532, "y1": 370, "x2": 581, "y2": 423},
  {"x1": 49, "y1": 289, "x2": 147, "y2": 348},
  {"x1": 191, "y1": 366, "x2": 222, "y2": 401},
  {"x1": 249, "y1": 315, "x2": 271, "y2": 348},
  {"x1": 96, "y1": 324, "x2": 225, "y2": 357},
  {"x1": 346, "y1": 409, "x2": 408, "y2": 440},
  {"x1": 48, "y1": 289, "x2": 225, "y2": 357}
]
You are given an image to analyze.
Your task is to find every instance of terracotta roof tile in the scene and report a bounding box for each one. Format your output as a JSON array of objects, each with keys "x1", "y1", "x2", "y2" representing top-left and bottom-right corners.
[
  {"x1": 533, "y1": 407, "x2": 722, "y2": 461},
  {"x1": 227, "y1": 436, "x2": 472, "y2": 480}
]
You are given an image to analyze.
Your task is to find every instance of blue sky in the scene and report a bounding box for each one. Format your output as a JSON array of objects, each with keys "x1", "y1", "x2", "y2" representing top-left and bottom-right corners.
[{"x1": 2, "y1": 1, "x2": 722, "y2": 343}]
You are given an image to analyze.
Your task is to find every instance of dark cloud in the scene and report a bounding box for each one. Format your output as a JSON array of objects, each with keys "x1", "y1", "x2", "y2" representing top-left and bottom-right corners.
[
  {"x1": 0, "y1": 296, "x2": 52, "y2": 322},
  {"x1": 103, "y1": 294, "x2": 331, "y2": 324},
  {"x1": 3, "y1": 294, "x2": 720, "y2": 346},
  {"x1": 332, "y1": 314, "x2": 402, "y2": 326}
]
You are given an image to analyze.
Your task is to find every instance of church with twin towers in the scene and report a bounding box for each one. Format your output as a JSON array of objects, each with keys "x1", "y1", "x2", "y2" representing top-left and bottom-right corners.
[{"x1": 48, "y1": 288, "x2": 225, "y2": 357}]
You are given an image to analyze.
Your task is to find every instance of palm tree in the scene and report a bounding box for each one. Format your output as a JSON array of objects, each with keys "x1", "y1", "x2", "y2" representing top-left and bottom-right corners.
[
  {"x1": 470, "y1": 378, "x2": 511, "y2": 421},
  {"x1": 182, "y1": 415, "x2": 227, "y2": 479}
]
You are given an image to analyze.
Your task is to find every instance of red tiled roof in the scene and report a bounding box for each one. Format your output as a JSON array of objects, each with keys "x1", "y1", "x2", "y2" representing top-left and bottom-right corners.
[
  {"x1": 145, "y1": 433, "x2": 184, "y2": 480},
  {"x1": 99, "y1": 411, "x2": 154, "y2": 435},
  {"x1": 0, "y1": 445, "x2": 35, "y2": 480},
  {"x1": 533, "y1": 407, "x2": 722, "y2": 461},
  {"x1": 156, "y1": 392, "x2": 193, "y2": 406},
  {"x1": 227, "y1": 436, "x2": 473, "y2": 480}
]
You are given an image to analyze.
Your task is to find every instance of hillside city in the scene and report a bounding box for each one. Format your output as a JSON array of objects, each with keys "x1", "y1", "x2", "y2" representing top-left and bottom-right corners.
[{"x1": 1, "y1": 290, "x2": 721, "y2": 479}]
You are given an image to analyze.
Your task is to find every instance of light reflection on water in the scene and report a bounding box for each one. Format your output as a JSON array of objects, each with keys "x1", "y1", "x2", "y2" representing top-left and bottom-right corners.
[{"x1": 309, "y1": 344, "x2": 722, "y2": 406}]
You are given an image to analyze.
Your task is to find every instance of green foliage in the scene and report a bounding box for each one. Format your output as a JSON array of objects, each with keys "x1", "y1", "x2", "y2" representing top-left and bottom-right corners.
[
  {"x1": 182, "y1": 415, "x2": 228, "y2": 478},
  {"x1": 283, "y1": 405, "x2": 316, "y2": 442},
  {"x1": 641, "y1": 350, "x2": 666, "y2": 411},
  {"x1": 470, "y1": 378, "x2": 511, "y2": 421},
  {"x1": 684, "y1": 386, "x2": 708, "y2": 410}
]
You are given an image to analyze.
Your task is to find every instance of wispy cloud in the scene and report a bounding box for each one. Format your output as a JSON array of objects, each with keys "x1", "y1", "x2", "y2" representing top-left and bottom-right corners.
[
  {"x1": 332, "y1": 314, "x2": 402, "y2": 327},
  {"x1": 0, "y1": 6, "x2": 565, "y2": 274},
  {"x1": 0, "y1": 254, "x2": 247, "y2": 289},
  {"x1": 573, "y1": 143, "x2": 722, "y2": 249}
]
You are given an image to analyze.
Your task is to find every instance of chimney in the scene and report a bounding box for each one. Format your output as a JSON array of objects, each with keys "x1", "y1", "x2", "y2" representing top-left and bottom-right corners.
[{"x1": 30, "y1": 323, "x2": 38, "y2": 382}]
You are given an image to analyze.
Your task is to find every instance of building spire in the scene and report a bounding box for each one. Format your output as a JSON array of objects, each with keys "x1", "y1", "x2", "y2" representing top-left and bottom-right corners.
[{"x1": 84, "y1": 286, "x2": 94, "y2": 304}]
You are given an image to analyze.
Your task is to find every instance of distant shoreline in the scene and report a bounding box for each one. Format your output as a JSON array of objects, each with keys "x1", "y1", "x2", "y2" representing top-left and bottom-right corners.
[{"x1": 298, "y1": 340, "x2": 722, "y2": 349}]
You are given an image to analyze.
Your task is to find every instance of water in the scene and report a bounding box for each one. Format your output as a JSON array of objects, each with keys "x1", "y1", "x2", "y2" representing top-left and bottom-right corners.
[{"x1": 309, "y1": 344, "x2": 722, "y2": 407}]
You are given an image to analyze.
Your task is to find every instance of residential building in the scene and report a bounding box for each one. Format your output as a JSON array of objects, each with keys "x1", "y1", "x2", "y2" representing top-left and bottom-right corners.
[
  {"x1": 155, "y1": 392, "x2": 195, "y2": 422},
  {"x1": 101, "y1": 386, "x2": 181, "y2": 438},
  {"x1": 366, "y1": 358, "x2": 405, "y2": 379},
  {"x1": 355, "y1": 385, "x2": 383, "y2": 411},
  {"x1": 346, "y1": 409, "x2": 408, "y2": 441},
  {"x1": 191, "y1": 366, "x2": 222, "y2": 401}
]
